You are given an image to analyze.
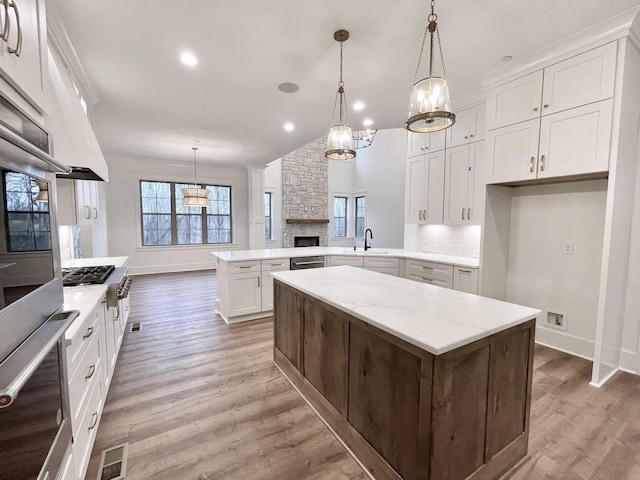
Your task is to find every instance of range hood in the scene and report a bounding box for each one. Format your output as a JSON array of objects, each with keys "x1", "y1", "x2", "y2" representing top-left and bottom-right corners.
[{"x1": 55, "y1": 166, "x2": 104, "y2": 181}]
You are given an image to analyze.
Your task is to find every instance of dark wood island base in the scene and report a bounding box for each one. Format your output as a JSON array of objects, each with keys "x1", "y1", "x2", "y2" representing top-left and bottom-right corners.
[{"x1": 273, "y1": 280, "x2": 535, "y2": 480}]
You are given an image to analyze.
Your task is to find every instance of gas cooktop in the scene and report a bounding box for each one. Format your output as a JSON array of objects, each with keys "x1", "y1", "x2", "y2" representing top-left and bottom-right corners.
[{"x1": 61, "y1": 265, "x2": 115, "y2": 286}]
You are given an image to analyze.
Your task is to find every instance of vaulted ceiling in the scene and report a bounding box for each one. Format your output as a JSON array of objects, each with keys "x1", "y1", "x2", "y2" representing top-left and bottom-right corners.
[{"x1": 50, "y1": 0, "x2": 640, "y2": 168}]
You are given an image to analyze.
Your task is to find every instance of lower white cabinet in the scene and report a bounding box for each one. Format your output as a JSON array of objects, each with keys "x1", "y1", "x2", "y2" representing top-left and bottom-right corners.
[
  {"x1": 363, "y1": 256, "x2": 399, "y2": 276},
  {"x1": 228, "y1": 271, "x2": 262, "y2": 316},
  {"x1": 453, "y1": 267, "x2": 479, "y2": 294},
  {"x1": 261, "y1": 259, "x2": 289, "y2": 311},
  {"x1": 329, "y1": 255, "x2": 364, "y2": 267}
]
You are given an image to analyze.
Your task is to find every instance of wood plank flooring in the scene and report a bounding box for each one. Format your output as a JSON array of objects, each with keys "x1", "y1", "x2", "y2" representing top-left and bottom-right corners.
[{"x1": 85, "y1": 270, "x2": 640, "y2": 480}]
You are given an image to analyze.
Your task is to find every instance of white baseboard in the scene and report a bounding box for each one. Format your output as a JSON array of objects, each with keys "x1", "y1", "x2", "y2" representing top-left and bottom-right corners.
[
  {"x1": 590, "y1": 365, "x2": 620, "y2": 388},
  {"x1": 128, "y1": 263, "x2": 217, "y2": 276},
  {"x1": 619, "y1": 349, "x2": 640, "y2": 375},
  {"x1": 535, "y1": 326, "x2": 595, "y2": 360}
]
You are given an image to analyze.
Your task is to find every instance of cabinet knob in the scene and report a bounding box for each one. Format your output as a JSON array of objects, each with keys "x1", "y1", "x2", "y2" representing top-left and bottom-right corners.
[
  {"x1": 464, "y1": 136, "x2": 468, "y2": 139},
  {"x1": 533, "y1": 107, "x2": 539, "y2": 112},
  {"x1": 470, "y1": 134, "x2": 474, "y2": 138},
  {"x1": 543, "y1": 104, "x2": 550, "y2": 108}
]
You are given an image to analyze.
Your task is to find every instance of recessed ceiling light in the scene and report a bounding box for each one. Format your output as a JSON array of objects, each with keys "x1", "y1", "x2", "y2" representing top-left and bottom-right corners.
[
  {"x1": 278, "y1": 82, "x2": 300, "y2": 93},
  {"x1": 501, "y1": 55, "x2": 513, "y2": 62},
  {"x1": 180, "y1": 51, "x2": 198, "y2": 66},
  {"x1": 284, "y1": 123, "x2": 294, "y2": 132},
  {"x1": 363, "y1": 118, "x2": 373, "y2": 127},
  {"x1": 353, "y1": 101, "x2": 365, "y2": 111}
]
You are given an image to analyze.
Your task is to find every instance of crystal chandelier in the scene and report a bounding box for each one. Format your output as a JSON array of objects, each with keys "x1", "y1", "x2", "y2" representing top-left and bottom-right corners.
[
  {"x1": 182, "y1": 147, "x2": 210, "y2": 207},
  {"x1": 407, "y1": 0, "x2": 455, "y2": 132},
  {"x1": 325, "y1": 30, "x2": 356, "y2": 160}
]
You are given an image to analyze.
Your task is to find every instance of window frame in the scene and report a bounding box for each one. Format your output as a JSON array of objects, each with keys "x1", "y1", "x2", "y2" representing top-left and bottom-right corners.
[
  {"x1": 355, "y1": 195, "x2": 366, "y2": 238},
  {"x1": 333, "y1": 195, "x2": 348, "y2": 238},
  {"x1": 139, "y1": 179, "x2": 233, "y2": 247},
  {"x1": 264, "y1": 191, "x2": 273, "y2": 240},
  {"x1": 331, "y1": 193, "x2": 366, "y2": 240}
]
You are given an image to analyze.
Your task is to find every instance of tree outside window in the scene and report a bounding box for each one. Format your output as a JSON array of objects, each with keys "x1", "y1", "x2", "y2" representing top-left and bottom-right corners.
[
  {"x1": 355, "y1": 196, "x2": 366, "y2": 238},
  {"x1": 333, "y1": 196, "x2": 347, "y2": 237},
  {"x1": 264, "y1": 192, "x2": 273, "y2": 240}
]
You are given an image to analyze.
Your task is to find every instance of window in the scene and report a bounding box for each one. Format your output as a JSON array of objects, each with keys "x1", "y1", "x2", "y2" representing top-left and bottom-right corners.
[
  {"x1": 355, "y1": 196, "x2": 366, "y2": 238},
  {"x1": 333, "y1": 196, "x2": 348, "y2": 237},
  {"x1": 264, "y1": 192, "x2": 273, "y2": 240},
  {"x1": 3, "y1": 172, "x2": 51, "y2": 252},
  {"x1": 140, "y1": 180, "x2": 232, "y2": 246}
]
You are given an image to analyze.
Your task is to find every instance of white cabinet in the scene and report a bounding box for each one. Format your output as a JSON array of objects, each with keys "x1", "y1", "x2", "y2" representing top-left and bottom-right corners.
[
  {"x1": 260, "y1": 259, "x2": 289, "y2": 311},
  {"x1": 56, "y1": 178, "x2": 101, "y2": 225},
  {"x1": 363, "y1": 256, "x2": 399, "y2": 276},
  {"x1": 447, "y1": 104, "x2": 486, "y2": 148},
  {"x1": 486, "y1": 43, "x2": 616, "y2": 183},
  {"x1": 405, "y1": 151, "x2": 445, "y2": 224},
  {"x1": 453, "y1": 267, "x2": 479, "y2": 294},
  {"x1": 229, "y1": 271, "x2": 262, "y2": 317},
  {"x1": 404, "y1": 259, "x2": 454, "y2": 289},
  {"x1": 407, "y1": 130, "x2": 446, "y2": 157},
  {"x1": 329, "y1": 255, "x2": 364, "y2": 267},
  {"x1": 444, "y1": 142, "x2": 484, "y2": 225},
  {"x1": 0, "y1": 0, "x2": 48, "y2": 109}
]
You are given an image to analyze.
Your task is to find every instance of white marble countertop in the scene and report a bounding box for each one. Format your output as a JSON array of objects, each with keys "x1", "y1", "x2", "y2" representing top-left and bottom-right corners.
[
  {"x1": 62, "y1": 256, "x2": 129, "y2": 269},
  {"x1": 271, "y1": 266, "x2": 540, "y2": 355},
  {"x1": 63, "y1": 285, "x2": 108, "y2": 340},
  {"x1": 212, "y1": 247, "x2": 479, "y2": 268}
]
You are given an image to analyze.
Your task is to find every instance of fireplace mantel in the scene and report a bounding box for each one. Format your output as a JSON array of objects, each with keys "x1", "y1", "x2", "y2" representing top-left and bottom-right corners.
[{"x1": 286, "y1": 219, "x2": 330, "y2": 224}]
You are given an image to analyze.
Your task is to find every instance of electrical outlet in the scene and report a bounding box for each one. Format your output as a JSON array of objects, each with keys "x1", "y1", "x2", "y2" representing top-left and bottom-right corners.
[
  {"x1": 422, "y1": 245, "x2": 430, "y2": 253},
  {"x1": 429, "y1": 243, "x2": 438, "y2": 253},
  {"x1": 545, "y1": 311, "x2": 567, "y2": 331},
  {"x1": 562, "y1": 242, "x2": 574, "y2": 255}
]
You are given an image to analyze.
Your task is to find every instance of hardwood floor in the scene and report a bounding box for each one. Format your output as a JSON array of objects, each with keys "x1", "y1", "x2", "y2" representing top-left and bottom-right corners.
[{"x1": 86, "y1": 271, "x2": 640, "y2": 480}]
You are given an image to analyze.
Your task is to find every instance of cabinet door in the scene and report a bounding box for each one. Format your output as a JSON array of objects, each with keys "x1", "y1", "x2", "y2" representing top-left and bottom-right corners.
[
  {"x1": 0, "y1": 0, "x2": 47, "y2": 109},
  {"x1": 229, "y1": 273, "x2": 261, "y2": 316},
  {"x1": 444, "y1": 145, "x2": 470, "y2": 225},
  {"x1": 469, "y1": 104, "x2": 486, "y2": 142},
  {"x1": 56, "y1": 179, "x2": 79, "y2": 225},
  {"x1": 447, "y1": 108, "x2": 471, "y2": 148},
  {"x1": 453, "y1": 267, "x2": 479, "y2": 294},
  {"x1": 429, "y1": 129, "x2": 447, "y2": 152},
  {"x1": 406, "y1": 157, "x2": 427, "y2": 223},
  {"x1": 541, "y1": 42, "x2": 616, "y2": 116},
  {"x1": 261, "y1": 271, "x2": 274, "y2": 311},
  {"x1": 486, "y1": 71, "x2": 543, "y2": 130},
  {"x1": 329, "y1": 255, "x2": 364, "y2": 267},
  {"x1": 425, "y1": 151, "x2": 445, "y2": 224},
  {"x1": 486, "y1": 119, "x2": 540, "y2": 184},
  {"x1": 537, "y1": 99, "x2": 612, "y2": 179},
  {"x1": 407, "y1": 131, "x2": 428, "y2": 157}
]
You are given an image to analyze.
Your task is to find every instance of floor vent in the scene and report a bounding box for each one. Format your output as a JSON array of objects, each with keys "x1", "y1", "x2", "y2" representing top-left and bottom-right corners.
[
  {"x1": 97, "y1": 443, "x2": 128, "y2": 480},
  {"x1": 129, "y1": 322, "x2": 142, "y2": 332}
]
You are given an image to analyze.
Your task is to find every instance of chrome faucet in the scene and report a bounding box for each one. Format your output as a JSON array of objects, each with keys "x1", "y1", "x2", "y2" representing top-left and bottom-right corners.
[{"x1": 364, "y1": 228, "x2": 373, "y2": 251}]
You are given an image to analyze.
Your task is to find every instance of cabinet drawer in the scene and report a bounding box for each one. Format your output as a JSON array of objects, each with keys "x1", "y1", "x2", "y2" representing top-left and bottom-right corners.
[
  {"x1": 364, "y1": 266, "x2": 399, "y2": 277},
  {"x1": 74, "y1": 374, "x2": 104, "y2": 480},
  {"x1": 69, "y1": 328, "x2": 102, "y2": 437},
  {"x1": 405, "y1": 260, "x2": 453, "y2": 278},
  {"x1": 330, "y1": 256, "x2": 364, "y2": 267},
  {"x1": 406, "y1": 273, "x2": 453, "y2": 289},
  {"x1": 261, "y1": 259, "x2": 290, "y2": 271},
  {"x1": 228, "y1": 261, "x2": 260, "y2": 274},
  {"x1": 66, "y1": 303, "x2": 101, "y2": 377},
  {"x1": 363, "y1": 256, "x2": 399, "y2": 269}
]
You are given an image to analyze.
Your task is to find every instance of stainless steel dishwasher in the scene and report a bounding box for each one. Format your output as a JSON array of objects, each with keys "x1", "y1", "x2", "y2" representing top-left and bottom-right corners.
[{"x1": 290, "y1": 255, "x2": 325, "y2": 270}]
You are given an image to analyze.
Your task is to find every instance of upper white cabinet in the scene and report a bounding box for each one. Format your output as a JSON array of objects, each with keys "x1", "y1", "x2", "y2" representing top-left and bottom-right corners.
[
  {"x1": 444, "y1": 143, "x2": 484, "y2": 225},
  {"x1": 486, "y1": 43, "x2": 616, "y2": 183},
  {"x1": 57, "y1": 178, "x2": 101, "y2": 226},
  {"x1": 407, "y1": 130, "x2": 446, "y2": 157},
  {"x1": 0, "y1": 0, "x2": 48, "y2": 110},
  {"x1": 447, "y1": 104, "x2": 486, "y2": 148},
  {"x1": 406, "y1": 151, "x2": 445, "y2": 224}
]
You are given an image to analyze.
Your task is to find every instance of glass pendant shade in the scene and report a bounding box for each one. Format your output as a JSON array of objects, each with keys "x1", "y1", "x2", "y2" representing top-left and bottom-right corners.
[
  {"x1": 326, "y1": 123, "x2": 355, "y2": 160},
  {"x1": 34, "y1": 179, "x2": 49, "y2": 202},
  {"x1": 407, "y1": 76, "x2": 455, "y2": 132},
  {"x1": 181, "y1": 187, "x2": 209, "y2": 207}
]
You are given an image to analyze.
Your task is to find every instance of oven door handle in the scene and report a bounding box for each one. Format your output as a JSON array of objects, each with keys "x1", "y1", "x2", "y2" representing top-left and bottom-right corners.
[{"x1": 0, "y1": 310, "x2": 79, "y2": 408}]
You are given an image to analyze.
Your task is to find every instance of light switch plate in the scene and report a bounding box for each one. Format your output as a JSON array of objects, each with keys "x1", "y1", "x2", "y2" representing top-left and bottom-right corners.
[
  {"x1": 562, "y1": 242, "x2": 574, "y2": 255},
  {"x1": 429, "y1": 243, "x2": 438, "y2": 253},
  {"x1": 422, "y1": 245, "x2": 430, "y2": 253}
]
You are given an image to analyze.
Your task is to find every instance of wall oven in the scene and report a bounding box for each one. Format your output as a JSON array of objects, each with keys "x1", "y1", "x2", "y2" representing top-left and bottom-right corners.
[{"x1": 0, "y1": 90, "x2": 74, "y2": 479}]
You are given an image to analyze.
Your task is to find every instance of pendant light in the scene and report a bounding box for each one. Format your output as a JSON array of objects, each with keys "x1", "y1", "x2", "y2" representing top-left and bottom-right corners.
[
  {"x1": 407, "y1": 0, "x2": 455, "y2": 132},
  {"x1": 181, "y1": 147, "x2": 210, "y2": 207},
  {"x1": 34, "y1": 179, "x2": 49, "y2": 202},
  {"x1": 325, "y1": 30, "x2": 356, "y2": 160}
]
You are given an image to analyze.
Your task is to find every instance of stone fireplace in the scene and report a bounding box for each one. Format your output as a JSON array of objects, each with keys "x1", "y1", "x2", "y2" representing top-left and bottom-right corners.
[{"x1": 282, "y1": 137, "x2": 329, "y2": 247}]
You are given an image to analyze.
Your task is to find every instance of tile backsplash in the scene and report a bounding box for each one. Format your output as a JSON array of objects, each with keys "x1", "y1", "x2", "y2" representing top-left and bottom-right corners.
[{"x1": 416, "y1": 224, "x2": 481, "y2": 257}]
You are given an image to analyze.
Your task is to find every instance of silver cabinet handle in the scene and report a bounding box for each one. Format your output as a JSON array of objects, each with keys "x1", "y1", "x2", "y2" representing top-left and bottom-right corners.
[
  {"x1": 462, "y1": 208, "x2": 466, "y2": 220},
  {"x1": 85, "y1": 364, "x2": 96, "y2": 380},
  {"x1": 533, "y1": 107, "x2": 539, "y2": 112},
  {"x1": 543, "y1": 104, "x2": 550, "y2": 108},
  {"x1": 238, "y1": 265, "x2": 253, "y2": 269},
  {"x1": 418, "y1": 210, "x2": 422, "y2": 222},
  {"x1": 82, "y1": 326, "x2": 94, "y2": 340},
  {"x1": 84, "y1": 206, "x2": 91, "y2": 219},
  {"x1": 257, "y1": 276, "x2": 260, "y2": 288},
  {"x1": 540, "y1": 155, "x2": 546, "y2": 171},
  {"x1": 0, "y1": 0, "x2": 9, "y2": 41},
  {"x1": 458, "y1": 269, "x2": 472, "y2": 273},
  {"x1": 529, "y1": 156, "x2": 535, "y2": 173},
  {"x1": 93, "y1": 207, "x2": 98, "y2": 219},
  {"x1": 88, "y1": 412, "x2": 98, "y2": 430},
  {"x1": 7, "y1": 1, "x2": 21, "y2": 57},
  {"x1": 467, "y1": 208, "x2": 471, "y2": 220}
]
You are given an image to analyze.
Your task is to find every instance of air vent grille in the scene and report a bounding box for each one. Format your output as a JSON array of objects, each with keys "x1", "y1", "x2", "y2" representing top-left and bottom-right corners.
[{"x1": 97, "y1": 443, "x2": 128, "y2": 480}]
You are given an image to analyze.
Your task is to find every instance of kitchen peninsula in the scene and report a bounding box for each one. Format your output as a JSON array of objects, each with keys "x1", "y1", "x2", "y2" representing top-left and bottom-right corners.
[{"x1": 272, "y1": 266, "x2": 541, "y2": 480}]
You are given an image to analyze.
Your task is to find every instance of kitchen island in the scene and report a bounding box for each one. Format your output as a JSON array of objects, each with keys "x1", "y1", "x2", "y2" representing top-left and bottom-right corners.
[{"x1": 271, "y1": 266, "x2": 541, "y2": 480}]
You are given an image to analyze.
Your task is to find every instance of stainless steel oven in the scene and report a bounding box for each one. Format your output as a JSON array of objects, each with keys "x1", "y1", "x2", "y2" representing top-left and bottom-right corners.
[{"x1": 0, "y1": 90, "x2": 73, "y2": 480}]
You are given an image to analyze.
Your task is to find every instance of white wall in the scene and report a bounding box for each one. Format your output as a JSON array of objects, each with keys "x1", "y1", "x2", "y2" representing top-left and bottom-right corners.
[
  {"x1": 505, "y1": 180, "x2": 607, "y2": 359},
  {"x1": 105, "y1": 154, "x2": 249, "y2": 275},
  {"x1": 328, "y1": 129, "x2": 406, "y2": 249},
  {"x1": 264, "y1": 158, "x2": 283, "y2": 248}
]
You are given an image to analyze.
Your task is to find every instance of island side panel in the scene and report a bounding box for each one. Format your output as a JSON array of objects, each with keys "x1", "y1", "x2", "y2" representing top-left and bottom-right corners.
[
  {"x1": 348, "y1": 321, "x2": 431, "y2": 480},
  {"x1": 303, "y1": 298, "x2": 349, "y2": 416},
  {"x1": 273, "y1": 281, "x2": 303, "y2": 369},
  {"x1": 431, "y1": 342, "x2": 491, "y2": 480}
]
